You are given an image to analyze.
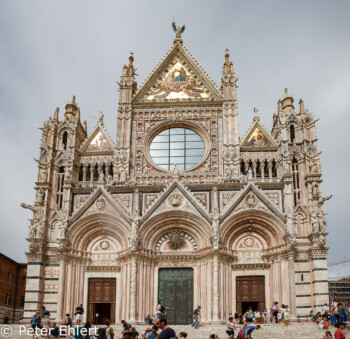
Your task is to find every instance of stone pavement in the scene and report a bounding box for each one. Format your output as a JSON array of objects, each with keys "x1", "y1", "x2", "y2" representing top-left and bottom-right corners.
[{"x1": 1, "y1": 323, "x2": 349, "y2": 339}]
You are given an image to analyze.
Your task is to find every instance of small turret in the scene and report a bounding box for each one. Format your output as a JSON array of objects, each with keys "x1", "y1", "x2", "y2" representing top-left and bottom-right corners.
[
  {"x1": 53, "y1": 107, "x2": 59, "y2": 121},
  {"x1": 299, "y1": 99, "x2": 305, "y2": 114},
  {"x1": 281, "y1": 88, "x2": 294, "y2": 112},
  {"x1": 65, "y1": 95, "x2": 79, "y2": 121}
]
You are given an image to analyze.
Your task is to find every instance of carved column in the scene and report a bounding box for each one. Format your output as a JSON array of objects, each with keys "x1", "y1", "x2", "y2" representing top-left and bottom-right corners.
[
  {"x1": 287, "y1": 251, "x2": 297, "y2": 316},
  {"x1": 82, "y1": 165, "x2": 87, "y2": 184},
  {"x1": 129, "y1": 256, "x2": 137, "y2": 322},
  {"x1": 212, "y1": 254, "x2": 219, "y2": 321},
  {"x1": 56, "y1": 254, "x2": 67, "y2": 321}
]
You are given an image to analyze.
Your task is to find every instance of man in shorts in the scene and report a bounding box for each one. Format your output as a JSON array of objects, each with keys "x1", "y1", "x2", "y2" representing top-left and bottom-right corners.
[{"x1": 75, "y1": 304, "x2": 84, "y2": 325}]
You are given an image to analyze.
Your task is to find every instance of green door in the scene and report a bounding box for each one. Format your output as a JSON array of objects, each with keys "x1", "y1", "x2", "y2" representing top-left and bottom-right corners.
[{"x1": 158, "y1": 268, "x2": 193, "y2": 325}]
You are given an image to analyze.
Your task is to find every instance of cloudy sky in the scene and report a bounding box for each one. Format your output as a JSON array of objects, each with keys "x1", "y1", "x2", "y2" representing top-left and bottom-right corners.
[{"x1": 1, "y1": 0, "x2": 349, "y2": 274}]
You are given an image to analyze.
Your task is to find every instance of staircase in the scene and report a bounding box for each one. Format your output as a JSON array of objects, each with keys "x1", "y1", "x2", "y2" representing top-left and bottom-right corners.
[{"x1": 1, "y1": 323, "x2": 349, "y2": 339}]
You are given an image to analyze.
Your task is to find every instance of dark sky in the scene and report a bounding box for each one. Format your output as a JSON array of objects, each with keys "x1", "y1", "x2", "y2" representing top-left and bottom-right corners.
[{"x1": 1, "y1": 1, "x2": 349, "y2": 274}]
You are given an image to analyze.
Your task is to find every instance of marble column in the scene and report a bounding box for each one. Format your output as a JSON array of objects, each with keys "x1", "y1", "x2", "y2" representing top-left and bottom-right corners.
[
  {"x1": 129, "y1": 257, "x2": 137, "y2": 322},
  {"x1": 56, "y1": 254, "x2": 67, "y2": 322},
  {"x1": 212, "y1": 254, "x2": 219, "y2": 321},
  {"x1": 288, "y1": 253, "x2": 297, "y2": 316}
]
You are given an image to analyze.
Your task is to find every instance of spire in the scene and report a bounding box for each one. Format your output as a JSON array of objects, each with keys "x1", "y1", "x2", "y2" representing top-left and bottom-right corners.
[
  {"x1": 253, "y1": 107, "x2": 260, "y2": 121},
  {"x1": 221, "y1": 48, "x2": 237, "y2": 101},
  {"x1": 53, "y1": 107, "x2": 59, "y2": 121},
  {"x1": 299, "y1": 98, "x2": 305, "y2": 114},
  {"x1": 83, "y1": 120, "x2": 87, "y2": 132},
  {"x1": 98, "y1": 111, "x2": 104, "y2": 126}
]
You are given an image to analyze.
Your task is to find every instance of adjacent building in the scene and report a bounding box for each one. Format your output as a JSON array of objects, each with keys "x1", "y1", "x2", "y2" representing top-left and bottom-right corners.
[
  {"x1": 0, "y1": 253, "x2": 27, "y2": 323},
  {"x1": 22, "y1": 28, "x2": 331, "y2": 324}
]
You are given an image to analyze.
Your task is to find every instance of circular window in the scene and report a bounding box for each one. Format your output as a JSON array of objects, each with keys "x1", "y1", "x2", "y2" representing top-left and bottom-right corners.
[{"x1": 150, "y1": 128, "x2": 205, "y2": 171}]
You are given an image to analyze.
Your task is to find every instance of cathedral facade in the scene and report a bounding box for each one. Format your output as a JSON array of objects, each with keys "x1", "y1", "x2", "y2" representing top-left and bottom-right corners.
[{"x1": 22, "y1": 30, "x2": 330, "y2": 324}]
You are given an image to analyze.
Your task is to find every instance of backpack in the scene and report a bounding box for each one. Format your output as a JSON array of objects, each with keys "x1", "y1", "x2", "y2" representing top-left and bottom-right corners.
[
  {"x1": 160, "y1": 306, "x2": 166, "y2": 313},
  {"x1": 343, "y1": 306, "x2": 349, "y2": 318},
  {"x1": 98, "y1": 327, "x2": 107, "y2": 339}
]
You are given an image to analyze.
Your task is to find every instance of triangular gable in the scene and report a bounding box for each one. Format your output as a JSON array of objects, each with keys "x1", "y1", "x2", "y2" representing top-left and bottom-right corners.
[
  {"x1": 240, "y1": 120, "x2": 278, "y2": 150},
  {"x1": 69, "y1": 186, "x2": 131, "y2": 226},
  {"x1": 79, "y1": 124, "x2": 114, "y2": 154},
  {"x1": 140, "y1": 180, "x2": 211, "y2": 224},
  {"x1": 220, "y1": 183, "x2": 286, "y2": 223},
  {"x1": 134, "y1": 43, "x2": 222, "y2": 104}
]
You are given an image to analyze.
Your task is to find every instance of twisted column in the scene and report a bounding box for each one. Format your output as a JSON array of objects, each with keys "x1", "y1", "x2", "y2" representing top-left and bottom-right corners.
[
  {"x1": 129, "y1": 256, "x2": 137, "y2": 321},
  {"x1": 288, "y1": 252, "x2": 297, "y2": 316}
]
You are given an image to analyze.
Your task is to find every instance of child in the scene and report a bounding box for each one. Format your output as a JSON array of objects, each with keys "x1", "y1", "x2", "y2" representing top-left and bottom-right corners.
[
  {"x1": 323, "y1": 331, "x2": 332, "y2": 339},
  {"x1": 283, "y1": 305, "x2": 290, "y2": 326}
]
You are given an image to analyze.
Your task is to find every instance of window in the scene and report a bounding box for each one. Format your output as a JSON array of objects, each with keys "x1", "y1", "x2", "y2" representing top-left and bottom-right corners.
[
  {"x1": 290, "y1": 125, "x2": 295, "y2": 143},
  {"x1": 8, "y1": 270, "x2": 13, "y2": 284},
  {"x1": 292, "y1": 157, "x2": 301, "y2": 206},
  {"x1": 56, "y1": 166, "x2": 65, "y2": 209},
  {"x1": 5, "y1": 294, "x2": 10, "y2": 306},
  {"x1": 22, "y1": 275, "x2": 26, "y2": 287},
  {"x1": 62, "y1": 131, "x2": 68, "y2": 150},
  {"x1": 150, "y1": 128, "x2": 205, "y2": 170}
]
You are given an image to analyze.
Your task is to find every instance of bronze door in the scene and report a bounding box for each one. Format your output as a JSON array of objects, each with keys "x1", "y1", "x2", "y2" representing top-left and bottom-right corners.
[
  {"x1": 158, "y1": 268, "x2": 193, "y2": 325},
  {"x1": 88, "y1": 278, "x2": 116, "y2": 324},
  {"x1": 236, "y1": 276, "x2": 265, "y2": 313}
]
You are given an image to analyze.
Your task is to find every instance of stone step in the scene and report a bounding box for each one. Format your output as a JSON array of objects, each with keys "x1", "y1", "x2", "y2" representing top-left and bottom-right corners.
[{"x1": 2, "y1": 323, "x2": 348, "y2": 339}]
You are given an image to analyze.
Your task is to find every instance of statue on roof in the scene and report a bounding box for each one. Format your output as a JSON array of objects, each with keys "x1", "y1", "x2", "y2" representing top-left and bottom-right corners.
[{"x1": 172, "y1": 21, "x2": 185, "y2": 39}]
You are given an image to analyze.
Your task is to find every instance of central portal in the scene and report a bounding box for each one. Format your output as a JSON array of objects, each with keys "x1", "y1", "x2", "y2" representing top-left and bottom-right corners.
[
  {"x1": 236, "y1": 276, "x2": 265, "y2": 313},
  {"x1": 158, "y1": 268, "x2": 193, "y2": 325}
]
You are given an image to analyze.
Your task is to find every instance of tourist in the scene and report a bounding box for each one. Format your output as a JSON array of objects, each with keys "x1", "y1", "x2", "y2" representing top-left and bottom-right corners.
[
  {"x1": 145, "y1": 315, "x2": 153, "y2": 325},
  {"x1": 334, "y1": 321, "x2": 346, "y2": 339},
  {"x1": 234, "y1": 312, "x2": 240, "y2": 324},
  {"x1": 246, "y1": 307, "x2": 254, "y2": 323},
  {"x1": 309, "y1": 310, "x2": 314, "y2": 322},
  {"x1": 262, "y1": 308, "x2": 268, "y2": 324},
  {"x1": 283, "y1": 305, "x2": 290, "y2": 326},
  {"x1": 322, "y1": 303, "x2": 330, "y2": 315},
  {"x1": 254, "y1": 310, "x2": 260, "y2": 323},
  {"x1": 338, "y1": 303, "x2": 348, "y2": 322},
  {"x1": 226, "y1": 316, "x2": 235, "y2": 338},
  {"x1": 83, "y1": 322, "x2": 91, "y2": 339},
  {"x1": 209, "y1": 334, "x2": 219, "y2": 339},
  {"x1": 104, "y1": 320, "x2": 114, "y2": 339},
  {"x1": 239, "y1": 324, "x2": 260, "y2": 339},
  {"x1": 155, "y1": 317, "x2": 176, "y2": 339},
  {"x1": 121, "y1": 320, "x2": 133, "y2": 336},
  {"x1": 142, "y1": 325, "x2": 158, "y2": 339},
  {"x1": 131, "y1": 327, "x2": 139, "y2": 338},
  {"x1": 178, "y1": 332, "x2": 187, "y2": 339},
  {"x1": 64, "y1": 313, "x2": 73, "y2": 338},
  {"x1": 272, "y1": 302, "x2": 279, "y2": 324},
  {"x1": 41, "y1": 314, "x2": 50, "y2": 339},
  {"x1": 41, "y1": 306, "x2": 50, "y2": 318},
  {"x1": 323, "y1": 331, "x2": 333, "y2": 339},
  {"x1": 50, "y1": 322, "x2": 59, "y2": 337},
  {"x1": 31, "y1": 311, "x2": 41, "y2": 339},
  {"x1": 156, "y1": 301, "x2": 162, "y2": 318},
  {"x1": 75, "y1": 304, "x2": 84, "y2": 325},
  {"x1": 192, "y1": 306, "x2": 201, "y2": 329}
]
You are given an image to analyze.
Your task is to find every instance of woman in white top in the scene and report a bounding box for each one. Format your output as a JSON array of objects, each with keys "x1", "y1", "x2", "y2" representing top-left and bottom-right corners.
[{"x1": 226, "y1": 316, "x2": 235, "y2": 339}]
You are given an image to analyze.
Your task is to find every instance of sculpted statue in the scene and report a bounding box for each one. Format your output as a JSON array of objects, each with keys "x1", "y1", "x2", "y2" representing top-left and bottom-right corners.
[
  {"x1": 36, "y1": 189, "x2": 45, "y2": 205},
  {"x1": 309, "y1": 158, "x2": 319, "y2": 174},
  {"x1": 39, "y1": 167, "x2": 48, "y2": 182},
  {"x1": 120, "y1": 169, "x2": 127, "y2": 182},
  {"x1": 21, "y1": 202, "x2": 44, "y2": 222},
  {"x1": 311, "y1": 210, "x2": 319, "y2": 233}
]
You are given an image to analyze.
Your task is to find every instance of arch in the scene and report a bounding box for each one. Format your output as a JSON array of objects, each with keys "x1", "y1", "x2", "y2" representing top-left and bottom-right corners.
[
  {"x1": 140, "y1": 211, "x2": 211, "y2": 250},
  {"x1": 220, "y1": 210, "x2": 286, "y2": 249},
  {"x1": 68, "y1": 213, "x2": 130, "y2": 255},
  {"x1": 155, "y1": 230, "x2": 198, "y2": 251},
  {"x1": 62, "y1": 131, "x2": 68, "y2": 150},
  {"x1": 290, "y1": 124, "x2": 295, "y2": 143}
]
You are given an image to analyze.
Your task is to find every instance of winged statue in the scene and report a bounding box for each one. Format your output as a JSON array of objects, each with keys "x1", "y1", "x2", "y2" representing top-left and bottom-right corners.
[{"x1": 172, "y1": 21, "x2": 186, "y2": 39}]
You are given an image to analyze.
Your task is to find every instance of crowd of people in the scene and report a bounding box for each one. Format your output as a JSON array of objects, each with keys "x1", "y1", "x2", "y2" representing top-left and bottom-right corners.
[
  {"x1": 29, "y1": 300, "x2": 348, "y2": 339},
  {"x1": 310, "y1": 298, "x2": 349, "y2": 338}
]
